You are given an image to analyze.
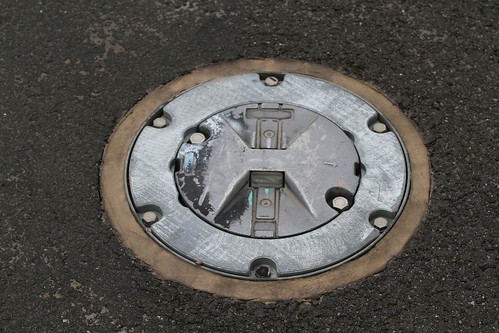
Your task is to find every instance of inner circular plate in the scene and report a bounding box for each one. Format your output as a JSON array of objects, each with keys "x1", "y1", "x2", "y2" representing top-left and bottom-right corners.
[
  {"x1": 127, "y1": 72, "x2": 408, "y2": 279},
  {"x1": 174, "y1": 102, "x2": 360, "y2": 238}
]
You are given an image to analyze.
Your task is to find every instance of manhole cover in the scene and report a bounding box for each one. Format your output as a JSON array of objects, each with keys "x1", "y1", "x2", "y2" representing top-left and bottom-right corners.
[{"x1": 101, "y1": 59, "x2": 430, "y2": 300}]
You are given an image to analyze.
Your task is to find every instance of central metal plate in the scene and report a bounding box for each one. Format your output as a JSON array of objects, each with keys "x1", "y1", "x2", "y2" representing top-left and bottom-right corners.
[
  {"x1": 127, "y1": 73, "x2": 408, "y2": 279},
  {"x1": 175, "y1": 103, "x2": 360, "y2": 238}
]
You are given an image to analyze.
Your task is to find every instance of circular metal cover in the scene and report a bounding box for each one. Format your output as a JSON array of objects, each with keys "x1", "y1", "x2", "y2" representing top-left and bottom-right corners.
[
  {"x1": 174, "y1": 103, "x2": 360, "y2": 238},
  {"x1": 101, "y1": 59, "x2": 431, "y2": 300},
  {"x1": 128, "y1": 73, "x2": 407, "y2": 278}
]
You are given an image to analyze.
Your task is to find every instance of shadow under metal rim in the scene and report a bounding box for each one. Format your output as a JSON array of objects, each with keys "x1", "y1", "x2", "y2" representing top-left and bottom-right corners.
[{"x1": 100, "y1": 58, "x2": 431, "y2": 301}]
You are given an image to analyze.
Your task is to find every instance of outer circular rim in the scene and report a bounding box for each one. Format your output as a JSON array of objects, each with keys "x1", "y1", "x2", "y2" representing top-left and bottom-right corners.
[
  {"x1": 128, "y1": 74, "x2": 409, "y2": 278},
  {"x1": 100, "y1": 59, "x2": 431, "y2": 301}
]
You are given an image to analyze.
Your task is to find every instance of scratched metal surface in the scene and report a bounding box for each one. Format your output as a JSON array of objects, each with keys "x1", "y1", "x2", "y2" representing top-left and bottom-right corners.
[
  {"x1": 174, "y1": 103, "x2": 360, "y2": 238},
  {"x1": 128, "y1": 73, "x2": 407, "y2": 277}
]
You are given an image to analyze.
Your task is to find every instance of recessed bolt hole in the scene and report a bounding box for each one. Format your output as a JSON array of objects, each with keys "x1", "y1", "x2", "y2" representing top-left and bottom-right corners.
[
  {"x1": 325, "y1": 187, "x2": 354, "y2": 212},
  {"x1": 373, "y1": 217, "x2": 389, "y2": 230},
  {"x1": 255, "y1": 265, "x2": 271, "y2": 278},
  {"x1": 372, "y1": 122, "x2": 387, "y2": 133},
  {"x1": 368, "y1": 114, "x2": 390, "y2": 134},
  {"x1": 250, "y1": 258, "x2": 277, "y2": 279},
  {"x1": 369, "y1": 210, "x2": 395, "y2": 231},
  {"x1": 136, "y1": 205, "x2": 163, "y2": 227},
  {"x1": 332, "y1": 196, "x2": 349, "y2": 211},
  {"x1": 152, "y1": 116, "x2": 168, "y2": 128},
  {"x1": 183, "y1": 122, "x2": 212, "y2": 144},
  {"x1": 189, "y1": 132, "x2": 206, "y2": 144},
  {"x1": 264, "y1": 76, "x2": 279, "y2": 86},
  {"x1": 259, "y1": 73, "x2": 285, "y2": 87},
  {"x1": 142, "y1": 211, "x2": 157, "y2": 226}
]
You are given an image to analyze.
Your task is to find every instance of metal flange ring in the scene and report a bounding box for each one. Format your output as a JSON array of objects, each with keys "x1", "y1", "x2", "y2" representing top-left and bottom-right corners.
[{"x1": 100, "y1": 59, "x2": 431, "y2": 300}]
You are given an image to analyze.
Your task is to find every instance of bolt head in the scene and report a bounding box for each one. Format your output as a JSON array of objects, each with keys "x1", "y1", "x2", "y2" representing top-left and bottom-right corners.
[
  {"x1": 372, "y1": 122, "x2": 387, "y2": 133},
  {"x1": 332, "y1": 196, "x2": 349, "y2": 211},
  {"x1": 189, "y1": 132, "x2": 206, "y2": 144},
  {"x1": 142, "y1": 211, "x2": 158, "y2": 226},
  {"x1": 264, "y1": 76, "x2": 279, "y2": 86},
  {"x1": 153, "y1": 117, "x2": 168, "y2": 128},
  {"x1": 373, "y1": 217, "x2": 389, "y2": 229}
]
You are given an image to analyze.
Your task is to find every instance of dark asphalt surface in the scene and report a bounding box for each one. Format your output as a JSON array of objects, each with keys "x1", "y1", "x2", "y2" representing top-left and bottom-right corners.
[{"x1": 1, "y1": 1, "x2": 498, "y2": 332}]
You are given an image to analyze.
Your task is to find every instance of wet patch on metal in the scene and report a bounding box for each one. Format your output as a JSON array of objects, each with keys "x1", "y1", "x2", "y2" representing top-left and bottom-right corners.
[{"x1": 101, "y1": 59, "x2": 431, "y2": 300}]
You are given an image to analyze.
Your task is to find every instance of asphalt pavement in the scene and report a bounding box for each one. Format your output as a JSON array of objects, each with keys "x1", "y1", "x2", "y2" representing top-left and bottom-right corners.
[{"x1": 0, "y1": 1, "x2": 497, "y2": 332}]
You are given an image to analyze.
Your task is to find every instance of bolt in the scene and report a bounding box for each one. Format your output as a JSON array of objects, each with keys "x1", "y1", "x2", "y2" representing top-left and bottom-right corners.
[
  {"x1": 142, "y1": 211, "x2": 158, "y2": 226},
  {"x1": 263, "y1": 130, "x2": 275, "y2": 138},
  {"x1": 189, "y1": 132, "x2": 206, "y2": 144},
  {"x1": 373, "y1": 217, "x2": 389, "y2": 230},
  {"x1": 372, "y1": 122, "x2": 387, "y2": 133},
  {"x1": 153, "y1": 117, "x2": 168, "y2": 128},
  {"x1": 332, "y1": 196, "x2": 349, "y2": 211},
  {"x1": 255, "y1": 265, "x2": 271, "y2": 278},
  {"x1": 260, "y1": 199, "x2": 272, "y2": 207},
  {"x1": 264, "y1": 76, "x2": 279, "y2": 86}
]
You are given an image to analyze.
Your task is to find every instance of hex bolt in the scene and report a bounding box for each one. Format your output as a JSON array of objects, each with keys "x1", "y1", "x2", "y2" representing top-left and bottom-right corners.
[
  {"x1": 264, "y1": 76, "x2": 279, "y2": 87},
  {"x1": 372, "y1": 122, "x2": 387, "y2": 133},
  {"x1": 142, "y1": 211, "x2": 158, "y2": 226},
  {"x1": 255, "y1": 265, "x2": 271, "y2": 278},
  {"x1": 332, "y1": 196, "x2": 350, "y2": 211},
  {"x1": 260, "y1": 199, "x2": 272, "y2": 207},
  {"x1": 153, "y1": 116, "x2": 168, "y2": 128},
  {"x1": 373, "y1": 216, "x2": 389, "y2": 230},
  {"x1": 189, "y1": 132, "x2": 206, "y2": 144}
]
